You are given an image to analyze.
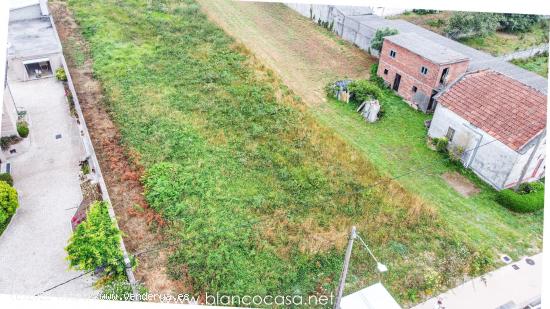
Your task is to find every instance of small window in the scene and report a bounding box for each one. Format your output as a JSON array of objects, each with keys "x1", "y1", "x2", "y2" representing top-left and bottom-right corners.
[
  {"x1": 389, "y1": 50, "x2": 397, "y2": 58},
  {"x1": 383, "y1": 69, "x2": 388, "y2": 75},
  {"x1": 420, "y1": 66, "x2": 429, "y2": 75},
  {"x1": 446, "y1": 127, "x2": 455, "y2": 142},
  {"x1": 412, "y1": 86, "x2": 417, "y2": 93}
]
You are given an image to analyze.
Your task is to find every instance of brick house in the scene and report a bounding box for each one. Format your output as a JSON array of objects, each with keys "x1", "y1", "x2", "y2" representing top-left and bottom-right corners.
[
  {"x1": 377, "y1": 33, "x2": 470, "y2": 113},
  {"x1": 428, "y1": 70, "x2": 546, "y2": 190}
]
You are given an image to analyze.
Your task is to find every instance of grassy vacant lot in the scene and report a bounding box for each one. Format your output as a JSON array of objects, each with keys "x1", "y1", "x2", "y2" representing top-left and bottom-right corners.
[
  {"x1": 66, "y1": 0, "x2": 514, "y2": 305},
  {"x1": 511, "y1": 52, "x2": 549, "y2": 77},
  {"x1": 395, "y1": 11, "x2": 549, "y2": 56}
]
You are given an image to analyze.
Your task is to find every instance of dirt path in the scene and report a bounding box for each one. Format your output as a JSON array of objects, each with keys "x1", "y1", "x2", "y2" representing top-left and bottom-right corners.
[
  {"x1": 197, "y1": 1, "x2": 374, "y2": 106},
  {"x1": 49, "y1": 1, "x2": 188, "y2": 295}
]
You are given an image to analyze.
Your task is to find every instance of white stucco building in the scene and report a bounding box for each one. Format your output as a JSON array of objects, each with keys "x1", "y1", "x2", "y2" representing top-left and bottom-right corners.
[
  {"x1": 6, "y1": 0, "x2": 62, "y2": 82},
  {"x1": 428, "y1": 70, "x2": 546, "y2": 190}
]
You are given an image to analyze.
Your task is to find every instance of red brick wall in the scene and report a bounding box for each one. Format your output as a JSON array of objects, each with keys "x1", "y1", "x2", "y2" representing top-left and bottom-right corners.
[{"x1": 377, "y1": 39, "x2": 469, "y2": 107}]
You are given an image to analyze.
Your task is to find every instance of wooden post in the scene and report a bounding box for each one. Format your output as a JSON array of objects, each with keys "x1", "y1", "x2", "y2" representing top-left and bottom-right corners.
[{"x1": 334, "y1": 226, "x2": 356, "y2": 309}]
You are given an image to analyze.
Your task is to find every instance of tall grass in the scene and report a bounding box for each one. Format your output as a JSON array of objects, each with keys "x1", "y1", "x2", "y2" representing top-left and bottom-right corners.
[{"x1": 68, "y1": 0, "x2": 489, "y2": 303}]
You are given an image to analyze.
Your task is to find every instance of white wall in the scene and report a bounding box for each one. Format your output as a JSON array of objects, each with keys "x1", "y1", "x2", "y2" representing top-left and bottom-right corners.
[
  {"x1": 428, "y1": 105, "x2": 524, "y2": 189},
  {"x1": 2, "y1": 86, "x2": 19, "y2": 137}
]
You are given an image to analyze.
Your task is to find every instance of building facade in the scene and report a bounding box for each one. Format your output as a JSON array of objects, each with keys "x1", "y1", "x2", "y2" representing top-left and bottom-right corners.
[
  {"x1": 377, "y1": 33, "x2": 469, "y2": 112},
  {"x1": 428, "y1": 70, "x2": 546, "y2": 190}
]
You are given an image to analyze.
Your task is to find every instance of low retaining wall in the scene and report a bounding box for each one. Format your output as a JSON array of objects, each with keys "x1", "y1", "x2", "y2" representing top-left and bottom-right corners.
[
  {"x1": 499, "y1": 43, "x2": 549, "y2": 61},
  {"x1": 49, "y1": 15, "x2": 139, "y2": 299}
]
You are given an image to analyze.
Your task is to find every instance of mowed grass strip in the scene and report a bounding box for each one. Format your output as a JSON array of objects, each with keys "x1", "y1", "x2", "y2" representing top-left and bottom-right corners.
[{"x1": 69, "y1": 0, "x2": 491, "y2": 303}]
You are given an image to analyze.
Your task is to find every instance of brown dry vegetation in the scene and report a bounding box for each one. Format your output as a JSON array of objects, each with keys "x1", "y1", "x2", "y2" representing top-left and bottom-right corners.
[{"x1": 49, "y1": 1, "x2": 188, "y2": 295}]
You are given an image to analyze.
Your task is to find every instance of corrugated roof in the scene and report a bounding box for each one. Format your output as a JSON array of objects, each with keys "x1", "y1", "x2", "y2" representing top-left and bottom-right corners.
[
  {"x1": 437, "y1": 70, "x2": 547, "y2": 151},
  {"x1": 351, "y1": 15, "x2": 548, "y2": 94},
  {"x1": 385, "y1": 32, "x2": 469, "y2": 64}
]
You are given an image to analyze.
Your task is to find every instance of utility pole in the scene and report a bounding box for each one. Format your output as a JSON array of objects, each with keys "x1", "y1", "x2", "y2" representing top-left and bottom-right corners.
[
  {"x1": 334, "y1": 226, "x2": 356, "y2": 309},
  {"x1": 515, "y1": 129, "x2": 545, "y2": 191}
]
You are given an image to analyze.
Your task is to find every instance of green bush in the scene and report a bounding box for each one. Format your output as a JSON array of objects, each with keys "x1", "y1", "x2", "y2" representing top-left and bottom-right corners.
[
  {"x1": 496, "y1": 186, "x2": 544, "y2": 213},
  {"x1": 17, "y1": 122, "x2": 29, "y2": 138},
  {"x1": 66, "y1": 201, "x2": 125, "y2": 274},
  {"x1": 0, "y1": 181, "x2": 18, "y2": 233},
  {"x1": 499, "y1": 14, "x2": 541, "y2": 33},
  {"x1": 0, "y1": 173, "x2": 14, "y2": 187},
  {"x1": 347, "y1": 80, "x2": 382, "y2": 102},
  {"x1": 412, "y1": 9, "x2": 439, "y2": 15},
  {"x1": 56, "y1": 67, "x2": 68, "y2": 81},
  {"x1": 446, "y1": 12, "x2": 501, "y2": 39},
  {"x1": 369, "y1": 64, "x2": 387, "y2": 88},
  {"x1": 371, "y1": 27, "x2": 399, "y2": 52},
  {"x1": 433, "y1": 137, "x2": 449, "y2": 153}
]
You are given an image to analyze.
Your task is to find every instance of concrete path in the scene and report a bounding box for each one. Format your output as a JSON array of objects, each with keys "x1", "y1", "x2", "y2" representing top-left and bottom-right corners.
[
  {"x1": 0, "y1": 78, "x2": 97, "y2": 298},
  {"x1": 413, "y1": 254, "x2": 542, "y2": 309}
]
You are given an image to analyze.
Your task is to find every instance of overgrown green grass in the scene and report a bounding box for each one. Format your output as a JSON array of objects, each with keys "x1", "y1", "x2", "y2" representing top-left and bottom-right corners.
[
  {"x1": 313, "y1": 89, "x2": 543, "y2": 260},
  {"x1": 511, "y1": 52, "x2": 549, "y2": 77},
  {"x1": 66, "y1": 0, "x2": 541, "y2": 305}
]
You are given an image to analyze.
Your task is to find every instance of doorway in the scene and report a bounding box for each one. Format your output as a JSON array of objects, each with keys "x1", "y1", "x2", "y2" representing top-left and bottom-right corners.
[
  {"x1": 392, "y1": 73, "x2": 401, "y2": 91},
  {"x1": 427, "y1": 90, "x2": 438, "y2": 112}
]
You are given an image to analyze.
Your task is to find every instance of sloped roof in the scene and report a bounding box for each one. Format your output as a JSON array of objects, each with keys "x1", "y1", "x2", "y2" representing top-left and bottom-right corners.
[
  {"x1": 350, "y1": 15, "x2": 548, "y2": 94},
  {"x1": 437, "y1": 70, "x2": 547, "y2": 151},
  {"x1": 385, "y1": 33, "x2": 469, "y2": 64}
]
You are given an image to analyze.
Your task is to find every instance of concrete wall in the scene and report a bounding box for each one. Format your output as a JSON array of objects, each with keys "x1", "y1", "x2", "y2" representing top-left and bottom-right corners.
[
  {"x1": 285, "y1": 3, "x2": 380, "y2": 55},
  {"x1": 428, "y1": 105, "x2": 544, "y2": 189},
  {"x1": 9, "y1": 4, "x2": 42, "y2": 22},
  {"x1": 1, "y1": 85, "x2": 19, "y2": 137},
  {"x1": 503, "y1": 134, "x2": 546, "y2": 188},
  {"x1": 7, "y1": 52, "x2": 62, "y2": 82},
  {"x1": 378, "y1": 39, "x2": 469, "y2": 112}
]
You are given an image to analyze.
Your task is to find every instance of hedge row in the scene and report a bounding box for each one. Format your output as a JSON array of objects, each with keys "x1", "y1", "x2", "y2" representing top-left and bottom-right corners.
[{"x1": 496, "y1": 186, "x2": 544, "y2": 213}]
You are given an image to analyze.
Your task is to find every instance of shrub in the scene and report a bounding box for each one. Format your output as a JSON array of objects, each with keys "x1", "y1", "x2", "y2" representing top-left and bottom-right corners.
[
  {"x1": 56, "y1": 67, "x2": 68, "y2": 81},
  {"x1": 17, "y1": 122, "x2": 29, "y2": 138},
  {"x1": 446, "y1": 12, "x2": 501, "y2": 39},
  {"x1": 426, "y1": 18, "x2": 445, "y2": 28},
  {"x1": 499, "y1": 14, "x2": 541, "y2": 33},
  {"x1": 66, "y1": 201, "x2": 125, "y2": 274},
  {"x1": 496, "y1": 187, "x2": 544, "y2": 213},
  {"x1": 369, "y1": 64, "x2": 387, "y2": 88},
  {"x1": 433, "y1": 137, "x2": 449, "y2": 153},
  {"x1": 347, "y1": 80, "x2": 382, "y2": 102},
  {"x1": 0, "y1": 181, "x2": 18, "y2": 232},
  {"x1": 518, "y1": 181, "x2": 544, "y2": 194},
  {"x1": 370, "y1": 28, "x2": 399, "y2": 52},
  {"x1": 0, "y1": 173, "x2": 14, "y2": 187},
  {"x1": 412, "y1": 9, "x2": 439, "y2": 15}
]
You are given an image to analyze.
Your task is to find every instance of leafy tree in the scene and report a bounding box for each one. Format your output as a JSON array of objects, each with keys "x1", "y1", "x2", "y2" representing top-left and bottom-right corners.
[
  {"x1": 499, "y1": 14, "x2": 541, "y2": 33},
  {"x1": 412, "y1": 9, "x2": 439, "y2": 15},
  {"x1": 445, "y1": 12, "x2": 501, "y2": 39},
  {"x1": 0, "y1": 181, "x2": 18, "y2": 230},
  {"x1": 66, "y1": 201, "x2": 125, "y2": 274},
  {"x1": 370, "y1": 28, "x2": 399, "y2": 52}
]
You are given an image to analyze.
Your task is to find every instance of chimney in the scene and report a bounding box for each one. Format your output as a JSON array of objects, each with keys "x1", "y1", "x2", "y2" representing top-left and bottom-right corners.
[{"x1": 39, "y1": 0, "x2": 49, "y2": 16}]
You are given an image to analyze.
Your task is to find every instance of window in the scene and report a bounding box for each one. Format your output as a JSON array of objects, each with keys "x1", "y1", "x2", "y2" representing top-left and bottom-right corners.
[
  {"x1": 383, "y1": 68, "x2": 388, "y2": 75},
  {"x1": 439, "y1": 67, "x2": 449, "y2": 84},
  {"x1": 389, "y1": 50, "x2": 397, "y2": 58},
  {"x1": 446, "y1": 127, "x2": 455, "y2": 142},
  {"x1": 420, "y1": 66, "x2": 428, "y2": 75},
  {"x1": 412, "y1": 86, "x2": 417, "y2": 93}
]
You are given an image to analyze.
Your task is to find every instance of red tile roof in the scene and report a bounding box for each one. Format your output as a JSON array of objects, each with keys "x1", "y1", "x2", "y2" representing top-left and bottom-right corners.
[{"x1": 437, "y1": 70, "x2": 547, "y2": 151}]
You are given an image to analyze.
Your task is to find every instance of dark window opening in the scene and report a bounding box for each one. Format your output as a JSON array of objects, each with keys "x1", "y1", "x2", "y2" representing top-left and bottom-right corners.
[
  {"x1": 412, "y1": 86, "x2": 417, "y2": 93},
  {"x1": 389, "y1": 50, "x2": 397, "y2": 58},
  {"x1": 440, "y1": 67, "x2": 449, "y2": 84},
  {"x1": 383, "y1": 69, "x2": 388, "y2": 75},
  {"x1": 446, "y1": 127, "x2": 455, "y2": 142},
  {"x1": 420, "y1": 66, "x2": 428, "y2": 75}
]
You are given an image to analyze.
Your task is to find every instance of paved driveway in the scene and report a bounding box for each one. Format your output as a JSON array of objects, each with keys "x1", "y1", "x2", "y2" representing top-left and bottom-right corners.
[
  {"x1": 0, "y1": 78, "x2": 96, "y2": 298},
  {"x1": 413, "y1": 254, "x2": 542, "y2": 309}
]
